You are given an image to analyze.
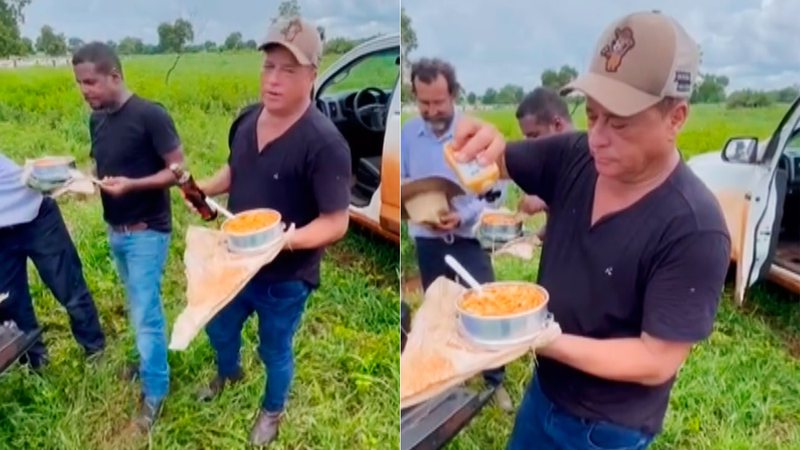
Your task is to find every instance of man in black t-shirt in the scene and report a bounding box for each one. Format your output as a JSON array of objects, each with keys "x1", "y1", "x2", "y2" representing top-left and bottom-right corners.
[
  {"x1": 449, "y1": 12, "x2": 731, "y2": 450},
  {"x1": 186, "y1": 17, "x2": 351, "y2": 447},
  {"x1": 72, "y1": 42, "x2": 184, "y2": 433},
  {"x1": 514, "y1": 86, "x2": 575, "y2": 241}
]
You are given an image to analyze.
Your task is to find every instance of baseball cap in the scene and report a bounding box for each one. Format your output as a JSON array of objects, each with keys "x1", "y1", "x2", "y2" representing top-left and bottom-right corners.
[
  {"x1": 259, "y1": 16, "x2": 323, "y2": 67},
  {"x1": 561, "y1": 10, "x2": 700, "y2": 117}
]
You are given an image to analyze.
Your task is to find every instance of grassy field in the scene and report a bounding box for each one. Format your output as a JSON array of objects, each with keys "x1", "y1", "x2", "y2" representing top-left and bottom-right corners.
[
  {"x1": 401, "y1": 103, "x2": 800, "y2": 449},
  {"x1": 0, "y1": 52, "x2": 400, "y2": 449}
]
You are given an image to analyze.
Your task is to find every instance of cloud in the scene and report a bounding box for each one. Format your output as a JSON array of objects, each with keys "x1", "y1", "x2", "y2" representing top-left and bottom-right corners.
[
  {"x1": 403, "y1": 0, "x2": 798, "y2": 93},
  {"x1": 20, "y1": 0, "x2": 398, "y2": 44}
]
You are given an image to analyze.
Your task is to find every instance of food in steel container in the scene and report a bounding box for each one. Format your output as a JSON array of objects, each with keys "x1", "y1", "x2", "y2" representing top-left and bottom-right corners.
[
  {"x1": 221, "y1": 208, "x2": 283, "y2": 253},
  {"x1": 456, "y1": 281, "x2": 550, "y2": 346},
  {"x1": 479, "y1": 211, "x2": 523, "y2": 243},
  {"x1": 31, "y1": 156, "x2": 75, "y2": 182}
]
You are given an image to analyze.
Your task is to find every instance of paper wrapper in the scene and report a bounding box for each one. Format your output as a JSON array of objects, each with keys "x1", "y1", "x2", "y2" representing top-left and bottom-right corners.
[
  {"x1": 20, "y1": 158, "x2": 96, "y2": 197},
  {"x1": 168, "y1": 223, "x2": 295, "y2": 351},
  {"x1": 400, "y1": 277, "x2": 561, "y2": 409},
  {"x1": 489, "y1": 234, "x2": 542, "y2": 260}
]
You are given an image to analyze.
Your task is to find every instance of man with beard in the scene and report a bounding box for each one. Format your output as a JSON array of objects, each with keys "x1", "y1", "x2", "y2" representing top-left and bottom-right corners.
[
  {"x1": 515, "y1": 87, "x2": 576, "y2": 241},
  {"x1": 400, "y1": 57, "x2": 512, "y2": 412},
  {"x1": 188, "y1": 17, "x2": 351, "y2": 446},
  {"x1": 0, "y1": 153, "x2": 106, "y2": 371},
  {"x1": 72, "y1": 41, "x2": 184, "y2": 432}
]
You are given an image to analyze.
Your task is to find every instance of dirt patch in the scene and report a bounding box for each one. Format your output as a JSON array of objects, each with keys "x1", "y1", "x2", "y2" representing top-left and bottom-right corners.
[
  {"x1": 783, "y1": 334, "x2": 800, "y2": 358},
  {"x1": 402, "y1": 275, "x2": 422, "y2": 297},
  {"x1": 329, "y1": 245, "x2": 361, "y2": 268}
]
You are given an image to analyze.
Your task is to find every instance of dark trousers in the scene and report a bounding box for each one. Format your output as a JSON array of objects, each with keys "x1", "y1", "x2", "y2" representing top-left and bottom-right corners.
[
  {"x1": 0, "y1": 197, "x2": 105, "y2": 366},
  {"x1": 414, "y1": 236, "x2": 505, "y2": 386},
  {"x1": 206, "y1": 279, "x2": 311, "y2": 412}
]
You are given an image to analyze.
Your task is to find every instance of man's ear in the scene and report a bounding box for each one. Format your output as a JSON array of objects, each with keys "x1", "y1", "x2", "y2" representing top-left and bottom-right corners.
[
  {"x1": 669, "y1": 101, "x2": 689, "y2": 135},
  {"x1": 110, "y1": 68, "x2": 123, "y2": 83},
  {"x1": 553, "y1": 117, "x2": 565, "y2": 132}
]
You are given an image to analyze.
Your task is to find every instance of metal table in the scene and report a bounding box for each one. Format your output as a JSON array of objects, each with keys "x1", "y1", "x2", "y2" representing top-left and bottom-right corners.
[{"x1": 0, "y1": 323, "x2": 43, "y2": 375}]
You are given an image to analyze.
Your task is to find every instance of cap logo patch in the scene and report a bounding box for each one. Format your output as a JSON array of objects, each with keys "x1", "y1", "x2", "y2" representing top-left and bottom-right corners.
[
  {"x1": 280, "y1": 18, "x2": 303, "y2": 42},
  {"x1": 600, "y1": 27, "x2": 635, "y2": 72},
  {"x1": 674, "y1": 71, "x2": 692, "y2": 92}
]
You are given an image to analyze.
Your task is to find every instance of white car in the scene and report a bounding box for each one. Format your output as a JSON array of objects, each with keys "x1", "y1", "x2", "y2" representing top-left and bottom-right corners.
[
  {"x1": 688, "y1": 96, "x2": 800, "y2": 303},
  {"x1": 314, "y1": 34, "x2": 401, "y2": 244}
]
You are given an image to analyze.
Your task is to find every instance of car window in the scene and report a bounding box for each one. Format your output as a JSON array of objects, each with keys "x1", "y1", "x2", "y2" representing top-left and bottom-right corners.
[
  {"x1": 322, "y1": 48, "x2": 399, "y2": 95},
  {"x1": 788, "y1": 122, "x2": 800, "y2": 151}
]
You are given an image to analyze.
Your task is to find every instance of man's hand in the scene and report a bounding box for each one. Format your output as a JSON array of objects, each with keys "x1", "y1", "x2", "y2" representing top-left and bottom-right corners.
[
  {"x1": 176, "y1": 179, "x2": 213, "y2": 214},
  {"x1": 100, "y1": 176, "x2": 135, "y2": 197},
  {"x1": 177, "y1": 188, "x2": 198, "y2": 213},
  {"x1": 518, "y1": 195, "x2": 548, "y2": 215},
  {"x1": 451, "y1": 115, "x2": 507, "y2": 167},
  {"x1": 430, "y1": 211, "x2": 461, "y2": 231}
]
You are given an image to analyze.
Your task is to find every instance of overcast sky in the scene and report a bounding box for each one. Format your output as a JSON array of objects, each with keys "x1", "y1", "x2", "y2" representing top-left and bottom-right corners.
[
  {"x1": 20, "y1": 0, "x2": 398, "y2": 45},
  {"x1": 403, "y1": 0, "x2": 799, "y2": 93}
]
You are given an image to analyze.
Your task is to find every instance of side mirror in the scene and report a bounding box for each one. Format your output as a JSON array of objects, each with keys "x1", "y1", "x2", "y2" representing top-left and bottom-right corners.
[{"x1": 721, "y1": 137, "x2": 759, "y2": 164}]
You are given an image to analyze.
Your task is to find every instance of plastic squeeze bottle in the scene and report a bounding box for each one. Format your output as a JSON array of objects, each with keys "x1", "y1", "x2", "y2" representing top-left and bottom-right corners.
[{"x1": 443, "y1": 141, "x2": 500, "y2": 194}]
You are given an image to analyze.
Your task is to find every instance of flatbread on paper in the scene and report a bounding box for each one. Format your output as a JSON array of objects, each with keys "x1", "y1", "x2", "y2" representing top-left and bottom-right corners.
[{"x1": 168, "y1": 223, "x2": 295, "y2": 350}]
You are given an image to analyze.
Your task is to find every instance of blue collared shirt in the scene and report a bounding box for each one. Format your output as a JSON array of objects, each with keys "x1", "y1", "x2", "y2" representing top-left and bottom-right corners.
[
  {"x1": 0, "y1": 153, "x2": 43, "y2": 228},
  {"x1": 401, "y1": 114, "x2": 503, "y2": 239}
]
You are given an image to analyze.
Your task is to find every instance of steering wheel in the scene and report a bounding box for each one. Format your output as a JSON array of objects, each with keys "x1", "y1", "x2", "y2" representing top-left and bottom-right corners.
[{"x1": 354, "y1": 87, "x2": 387, "y2": 133}]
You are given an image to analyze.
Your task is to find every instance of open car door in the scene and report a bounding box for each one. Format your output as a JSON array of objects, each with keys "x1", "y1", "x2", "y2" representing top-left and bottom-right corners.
[
  {"x1": 379, "y1": 76, "x2": 401, "y2": 237},
  {"x1": 734, "y1": 98, "x2": 800, "y2": 303}
]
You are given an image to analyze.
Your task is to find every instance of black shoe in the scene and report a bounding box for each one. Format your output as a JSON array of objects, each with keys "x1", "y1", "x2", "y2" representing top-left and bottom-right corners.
[
  {"x1": 19, "y1": 352, "x2": 49, "y2": 373},
  {"x1": 85, "y1": 347, "x2": 105, "y2": 364},
  {"x1": 196, "y1": 371, "x2": 244, "y2": 402}
]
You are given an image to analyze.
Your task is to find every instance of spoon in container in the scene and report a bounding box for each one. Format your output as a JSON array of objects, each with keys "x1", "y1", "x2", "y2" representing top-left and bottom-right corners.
[{"x1": 444, "y1": 254, "x2": 483, "y2": 293}]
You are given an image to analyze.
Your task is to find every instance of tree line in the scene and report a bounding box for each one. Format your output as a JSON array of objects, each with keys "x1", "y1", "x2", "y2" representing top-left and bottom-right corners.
[
  {"x1": 0, "y1": 0, "x2": 366, "y2": 58},
  {"x1": 400, "y1": 8, "x2": 799, "y2": 109}
]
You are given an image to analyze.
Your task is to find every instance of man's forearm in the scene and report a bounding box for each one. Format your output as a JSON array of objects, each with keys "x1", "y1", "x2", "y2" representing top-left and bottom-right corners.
[
  {"x1": 129, "y1": 168, "x2": 176, "y2": 191},
  {"x1": 538, "y1": 334, "x2": 685, "y2": 386},
  {"x1": 288, "y1": 211, "x2": 348, "y2": 250},
  {"x1": 199, "y1": 165, "x2": 231, "y2": 197}
]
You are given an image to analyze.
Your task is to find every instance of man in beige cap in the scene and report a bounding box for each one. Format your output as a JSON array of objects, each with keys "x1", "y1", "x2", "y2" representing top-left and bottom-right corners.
[
  {"x1": 185, "y1": 16, "x2": 351, "y2": 446},
  {"x1": 448, "y1": 11, "x2": 731, "y2": 449}
]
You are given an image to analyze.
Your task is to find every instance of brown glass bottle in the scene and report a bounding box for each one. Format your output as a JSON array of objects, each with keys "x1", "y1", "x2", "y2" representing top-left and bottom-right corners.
[{"x1": 169, "y1": 163, "x2": 218, "y2": 221}]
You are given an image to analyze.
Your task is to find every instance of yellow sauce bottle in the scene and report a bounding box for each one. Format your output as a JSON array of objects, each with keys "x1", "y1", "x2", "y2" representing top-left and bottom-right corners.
[{"x1": 443, "y1": 141, "x2": 500, "y2": 194}]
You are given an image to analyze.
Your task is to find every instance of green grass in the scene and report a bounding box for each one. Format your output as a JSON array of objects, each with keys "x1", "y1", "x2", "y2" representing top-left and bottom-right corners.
[
  {"x1": 0, "y1": 52, "x2": 400, "y2": 449},
  {"x1": 401, "y1": 104, "x2": 800, "y2": 449}
]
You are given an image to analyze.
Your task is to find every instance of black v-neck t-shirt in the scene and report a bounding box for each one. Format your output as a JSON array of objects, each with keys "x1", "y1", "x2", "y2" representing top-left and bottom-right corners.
[
  {"x1": 505, "y1": 131, "x2": 731, "y2": 434},
  {"x1": 227, "y1": 104, "x2": 351, "y2": 288},
  {"x1": 89, "y1": 95, "x2": 181, "y2": 232}
]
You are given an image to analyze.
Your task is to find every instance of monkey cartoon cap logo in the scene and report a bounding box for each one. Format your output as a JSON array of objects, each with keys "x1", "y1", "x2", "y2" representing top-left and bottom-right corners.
[
  {"x1": 280, "y1": 18, "x2": 303, "y2": 42},
  {"x1": 600, "y1": 27, "x2": 635, "y2": 72}
]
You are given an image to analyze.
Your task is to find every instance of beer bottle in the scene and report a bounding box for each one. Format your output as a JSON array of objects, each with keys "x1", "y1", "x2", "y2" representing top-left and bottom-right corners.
[{"x1": 169, "y1": 163, "x2": 218, "y2": 221}]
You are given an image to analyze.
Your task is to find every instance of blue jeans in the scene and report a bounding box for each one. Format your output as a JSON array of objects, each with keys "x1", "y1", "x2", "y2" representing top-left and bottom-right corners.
[
  {"x1": 109, "y1": 229, "x2": 170, "y2": 405},
  {"x1": 206, "y1": 279, "x2": 310, "y2": 412},
  {"x1": 507, "y1": 377, "x2": 654, "y2": 450}
]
